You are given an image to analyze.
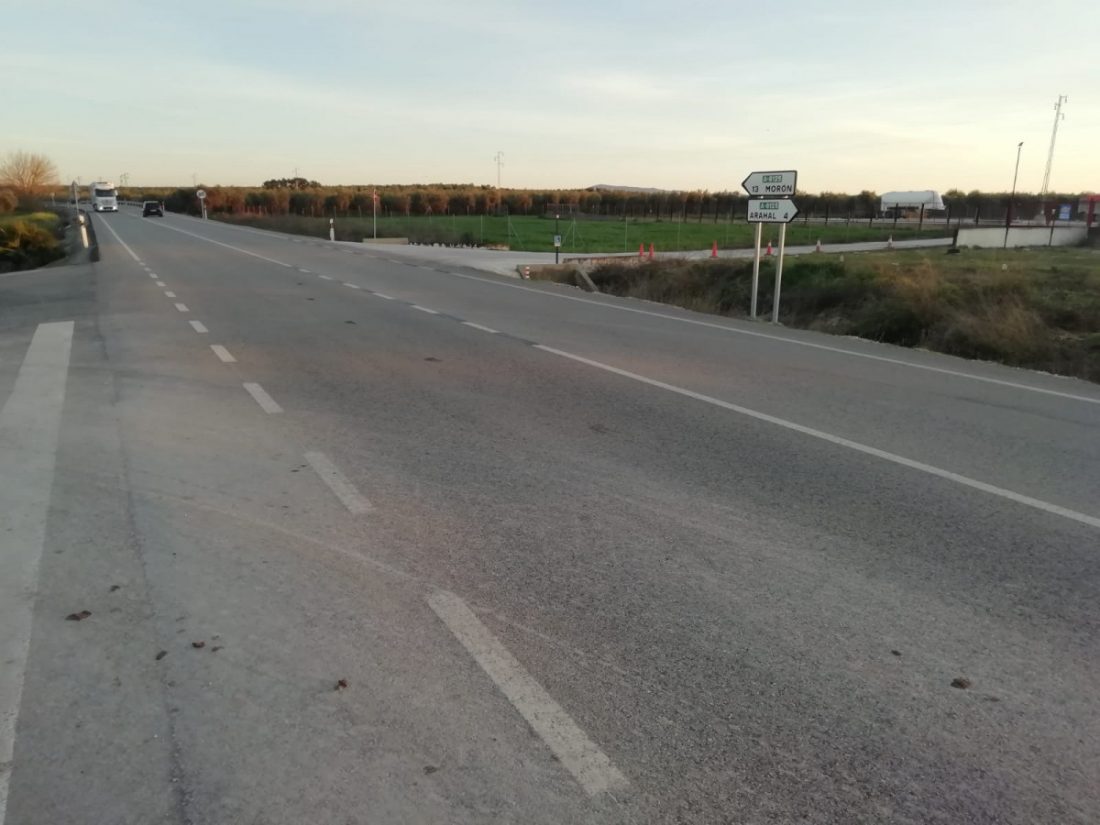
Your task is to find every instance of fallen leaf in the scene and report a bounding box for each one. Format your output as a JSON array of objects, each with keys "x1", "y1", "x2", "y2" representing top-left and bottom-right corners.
[
  {"x1": 423, "y1": 765, "x2": 439, "y2": 775},
  {"x1": 890, "y1": 650, "x2": 901, "y2": 657},
  {"x1": 335, "y1": 678, "x2": 348, "y2": 690},
  {"x1": 156, "y1": 650, "x2": 168, "y2": 660},
  {"x1": 109, "y1": 585, "x2": 121, "y2": 592},
  {"x1": 65, "y1": 610, "x2": 92, "y2": 621},
  {"x1": 192, "y1": 641, "x2": 206, "y2": 649},
  {"x1": 950, "y1": 677, "x2": 972, "y2": 690},
  {"x1": 211, "y1": 646, "x2": 223, "y2": 652}
]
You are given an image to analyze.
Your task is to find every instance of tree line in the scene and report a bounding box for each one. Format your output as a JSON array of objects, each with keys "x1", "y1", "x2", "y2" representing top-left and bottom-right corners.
[{"x1": 116, "y1": 182, "x2": 1089, "y2": 223}]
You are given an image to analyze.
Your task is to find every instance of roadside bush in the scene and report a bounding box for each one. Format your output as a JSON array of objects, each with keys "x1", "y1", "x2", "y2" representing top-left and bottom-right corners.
[
  {"x1": 0, "y1": 217, "x2": 65, "y2": 272},
  {"x1": 0, "y1": 189, "x2": 17, "y2": 213}
]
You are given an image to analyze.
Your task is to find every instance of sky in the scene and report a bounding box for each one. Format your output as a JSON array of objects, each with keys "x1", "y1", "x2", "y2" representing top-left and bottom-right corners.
[{"x1": 4, "y1": 0, "x2": 1098, "y2": 194}]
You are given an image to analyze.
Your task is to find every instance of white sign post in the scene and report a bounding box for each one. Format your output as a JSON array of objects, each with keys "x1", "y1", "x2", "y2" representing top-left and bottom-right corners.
[
  {"x1": 749, "y1": 222, "x2": 763, "y2": 319},
  {"x1": 743, "y1": 174, "x2": 800, "y2": 320},
  {"x1": 196, "y1": 189, "x2": 207, "y2": 220},
  {"x1": 771, "y1": 223, "x2": 789, "y2": 324}
]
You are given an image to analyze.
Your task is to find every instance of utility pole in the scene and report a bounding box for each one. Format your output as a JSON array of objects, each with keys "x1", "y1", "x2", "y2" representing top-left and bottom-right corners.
[
  {"x1": 494, "y1": 150, "x2": 504, "y2": 215},
  {"x1": 1039, "y1": 95, "x2": 1067, "y2": 221},
  {"x1": 1005, "y1": 141, "x2": 1023, "y2": 249}
]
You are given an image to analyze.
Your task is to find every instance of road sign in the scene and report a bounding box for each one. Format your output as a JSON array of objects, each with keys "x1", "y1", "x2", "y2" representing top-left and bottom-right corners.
[
  {"x1": 1058, "y1": 204, "x2": 1072, "y2": 221},
  {"x1": 742, "y1": 170, "x2": 797, "y2": 197},
  {"x1": 552, "y1": 234, "x2": 562, "y2": 248},
  {"x1": 746, "y1": 198, "x2": 799, "y2": 224},
  {"x1": 196, "y1": 189, "x2": 207, "y2": 200}
]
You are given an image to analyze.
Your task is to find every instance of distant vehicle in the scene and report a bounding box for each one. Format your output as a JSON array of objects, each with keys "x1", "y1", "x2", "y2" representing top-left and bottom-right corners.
[
  {"x1": 88, "y1": 181, "x2": 118, "y2": 212},
  {"x1": 142, "y1": 201, "x2": 164, "y2": 217}
]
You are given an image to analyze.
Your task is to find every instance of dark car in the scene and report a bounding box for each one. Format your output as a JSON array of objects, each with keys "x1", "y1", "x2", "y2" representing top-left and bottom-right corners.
[{"x1": 142, "y1": 201, "x2": 164, "y2": 217}]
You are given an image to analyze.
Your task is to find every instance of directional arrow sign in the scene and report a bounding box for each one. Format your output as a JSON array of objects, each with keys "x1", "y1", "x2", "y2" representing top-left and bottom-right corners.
[
  {"x1": 746, "y1": 198, "x2": 799, "y2": 223},
  {"x1": 741, "y1": 170, "x2": 797, "y2": 197}
]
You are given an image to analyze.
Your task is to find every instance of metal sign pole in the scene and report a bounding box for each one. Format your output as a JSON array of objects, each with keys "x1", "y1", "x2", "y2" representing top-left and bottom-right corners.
[
  {"x1": 771, "y1": 222, "x2": 788, "y2": 324},
  {"x1": 750, "y1": 221, "x2": 763, "y2": 319}
]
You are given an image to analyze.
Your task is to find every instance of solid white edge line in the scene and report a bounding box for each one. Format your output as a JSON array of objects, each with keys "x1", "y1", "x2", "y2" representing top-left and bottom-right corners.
[
  {"x1": 92, "y1": 216, "x2": 141, "y2": 261},
  {"x1": 462, "y1": 321, "x2": 499, "y2": 334},
  {"x1": 427, "y1": 590, "x2": 629, "y2": 797},
  {"x1": 139, "y1": 219, "x2": 294, "y2": 267},
  {"x1": 444, "y1": 272, "x2": 1100, "y2": 406},
  {"x1": 304, "y1": 451, "x2": 373, "y2": 514},
  {"x1": 533, "y1": 344, "x2": 1100, "y2": 530},
  {"x1": 189, "y1": 320, "x2": 208, "y2": 333},
  {"x1": 242, "y1": 382, "x2": 283, "y2": 414},
  {"x1": 373, "y1": 293, "x2": 395, "y2": 300},
  {"x1": 210, "y1": 344, "x2": 236, "y2": 363},
  {"x1": 411, "y1": 305, "x2": 439, "y2": 315},
  {"x1": 343, "y1": 282, "x2": 361, "y2": 289},
  {"x1": 174, "y1": 303, "x2": 189, "y2": 313},
  {"x1": 0, "y1": 321, "x2": 74, "y2": 824}
]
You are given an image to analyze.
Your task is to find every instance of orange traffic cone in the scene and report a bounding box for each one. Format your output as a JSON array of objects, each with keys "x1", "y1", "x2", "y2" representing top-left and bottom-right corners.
[
  {"x1": 711, "y1": 240, "x2": 718, "y2": 258},
  {"x1": 765, "y1": 241, "x2": 773, "y2": 256},
  {"x1": 648, "y1": 243, "x2": 654, "y2": 260},
  {"x1": 815, "y1": 239, "x2": 822, "y2": 252},
  {"x1": 639, "y1": 243, "x2": 645, "y2": 257}
]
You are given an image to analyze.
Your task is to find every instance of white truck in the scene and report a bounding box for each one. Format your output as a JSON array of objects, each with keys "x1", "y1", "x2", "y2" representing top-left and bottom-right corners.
[{"x1": 88, "y1": 181, "x2": 118, "y2": 212}]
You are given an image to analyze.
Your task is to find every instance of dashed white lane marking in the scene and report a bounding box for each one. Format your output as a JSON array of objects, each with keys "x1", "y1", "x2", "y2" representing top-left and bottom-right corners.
[
  {"x1": 94, "y1": 217, "x2": 141, "y2": 261},
  {"x1": 534, "y1": 344, "x2": 1100, "y2": 531},
  {"x1": 189, "y1": 320, "x2": 209, "y2": 334},
  {"x1": 319, "y1": 275, "x2": 334, "y2": 281},
  {"x1": 462, "y1": 322, "x2": 499, "y2": 334},
  {"x1": 373, "y1": 293, "x2": 395, "y2": 300},
  {"x1": 155, "y1": 281, "x2": 166, "y2": 287},
  {"x1": 411, "y1": 305, "x2": 438, "y2": 315},
  {"x1": 174, "y1": 303, "x2": 189, "y2": 313},
  {"x1": 444, "y1": 271, "x2": 1100, "y2": 406},
  {"x1": 0, "y1": 322, "x2": 74, "y2": 823},
  {"x1": 243, "y1": 382, "x2": 283, "y2": 414},
  {"x1": 428, "y1": 590, "x2": 629, "y2": 797},
  {"x1": 148, "y1": 273, "x2": 158, "y2": 279},
  {"x1": 297, "y1": 267, "x2": 311, "y2": 274},
  {"x1": 304, "y1": 451, "x2": 373, "y2": 514},
  {"x1": 163, "y1": 291, "x2": 176, "y2": 298},
  {"x1": 210, "y1": 345, "x2": 236, "y2": 363},
  {"x1": 343, "y1": 282, "x2": 361, "y2": 289}
]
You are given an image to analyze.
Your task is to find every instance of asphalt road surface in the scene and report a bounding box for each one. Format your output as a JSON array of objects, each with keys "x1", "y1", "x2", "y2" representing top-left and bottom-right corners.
[{"x1": 2, "y1": 208, "x2": 1098, "y2": 825}]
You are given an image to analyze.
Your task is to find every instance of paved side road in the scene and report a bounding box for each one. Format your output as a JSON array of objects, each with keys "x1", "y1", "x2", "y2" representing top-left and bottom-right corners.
[{"x1": 2, "y1": 211, "x2": 1098, "y2": 824}]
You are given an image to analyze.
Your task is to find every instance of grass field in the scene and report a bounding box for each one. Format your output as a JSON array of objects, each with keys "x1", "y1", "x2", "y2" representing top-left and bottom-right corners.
[
  {"x1": 216, "y1": 212, "x2": 951, "y2": 253},
  {"x1": 536, "y1": 246, "x2": 1100, "y2": 382}
]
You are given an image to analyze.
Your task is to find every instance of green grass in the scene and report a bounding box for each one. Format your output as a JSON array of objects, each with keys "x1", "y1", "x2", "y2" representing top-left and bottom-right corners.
[
  {"x1": 537, "y1": 247, "x2": 1100, "y2": 382},
  {"x1": 215, "y1": 212, "x2": 950, "y2": 253}
]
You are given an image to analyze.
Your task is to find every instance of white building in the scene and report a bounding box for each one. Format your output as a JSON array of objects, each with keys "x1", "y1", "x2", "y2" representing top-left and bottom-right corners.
[{"x1": 879, "y1": 190, "x2": 945, "y2": 215}]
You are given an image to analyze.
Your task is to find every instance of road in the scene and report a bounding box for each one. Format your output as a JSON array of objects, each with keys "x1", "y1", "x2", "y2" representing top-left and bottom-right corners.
[
  {"x1": 1, "y1": 208, "x2": 1098, "y2": 824},
  {"x1": 326, "y1": 234, "x2": 953, "y2": 276}
]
